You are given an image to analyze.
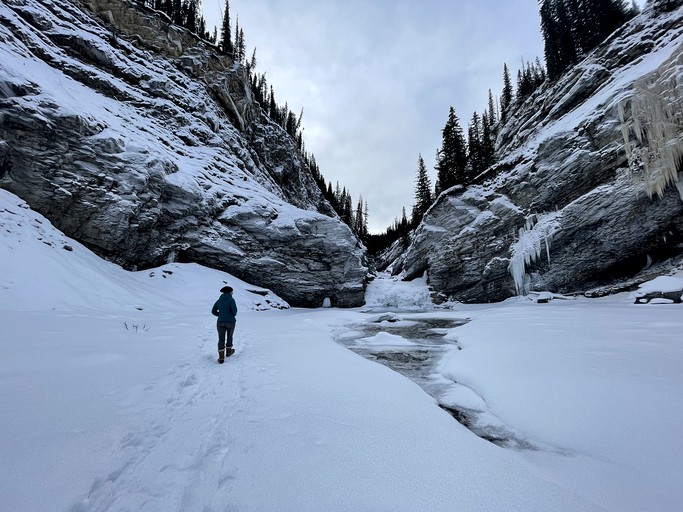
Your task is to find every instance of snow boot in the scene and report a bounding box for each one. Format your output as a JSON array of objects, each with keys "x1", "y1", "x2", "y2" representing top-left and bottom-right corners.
[
  {"x1": 226, "y1": 347, "x2": 235, "y2": 358},
  {"x1": 218, "y1": 349, "x2": 225, "y2": 364}
]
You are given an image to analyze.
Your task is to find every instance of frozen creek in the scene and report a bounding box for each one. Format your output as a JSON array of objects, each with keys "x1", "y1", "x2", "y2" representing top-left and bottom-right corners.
[{"x1": 336, "y1": 313, "x2": 547, "y2": 452}]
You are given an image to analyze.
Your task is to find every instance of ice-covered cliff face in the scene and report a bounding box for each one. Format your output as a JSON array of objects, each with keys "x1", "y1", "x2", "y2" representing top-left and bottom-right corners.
[
  {"x1": 0, "y1": 0, "x2": 367, "y2": 307},
  {"x1": 395, "y1": 2, "x2": 683, "y2": 303}
]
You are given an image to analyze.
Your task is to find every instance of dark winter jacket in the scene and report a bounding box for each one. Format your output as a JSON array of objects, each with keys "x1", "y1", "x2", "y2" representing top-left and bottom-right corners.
[{"x1": 212, "y1": 293, "x2": 238, "y2": 323}]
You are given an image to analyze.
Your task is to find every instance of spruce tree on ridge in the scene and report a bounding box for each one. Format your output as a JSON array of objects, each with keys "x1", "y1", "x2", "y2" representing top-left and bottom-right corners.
[
  {"x1": 435, "y1": 106, "x2": 468, "y2": 195},
  {"x1": 220, "y1": 0, "x2": 233, "y2": 54},
  {"x1": 500, "y1": 63, "x2": 514, "y2": 123},
  {"x1": 412, "y1": 154, "x2": 433, "y2": 226}
]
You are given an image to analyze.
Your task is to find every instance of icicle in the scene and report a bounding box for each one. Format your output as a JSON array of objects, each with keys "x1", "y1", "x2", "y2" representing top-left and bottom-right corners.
[
  {"x1": 508, "y1": 212, "x2": 561, "y2": 296},
  {"x1": 619, "y1": 53, "x2": 683, "y2": 202}
]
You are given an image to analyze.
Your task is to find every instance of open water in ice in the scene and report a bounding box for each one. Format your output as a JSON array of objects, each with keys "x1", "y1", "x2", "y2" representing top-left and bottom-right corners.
[{"x1": 337, "y1": 314, "x2": 542, "y2": 451}]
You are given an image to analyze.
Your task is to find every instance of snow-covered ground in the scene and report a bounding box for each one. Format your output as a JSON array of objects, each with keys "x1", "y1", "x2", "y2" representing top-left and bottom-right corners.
[{"x1": 1, "y1": 187, "x2": 682, "y2": 512}]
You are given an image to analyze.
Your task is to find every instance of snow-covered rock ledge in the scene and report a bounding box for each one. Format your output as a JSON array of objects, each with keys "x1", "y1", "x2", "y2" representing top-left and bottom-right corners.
[{"x1": 632, "y1": 275, "x2": 683, "y2": 303}]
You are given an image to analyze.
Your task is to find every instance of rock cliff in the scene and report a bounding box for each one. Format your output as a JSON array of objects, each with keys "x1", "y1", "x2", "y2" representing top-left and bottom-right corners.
[
  {"x1": 396, "y1": 2, "x2": 683, "y2": 302},
  {"x1": 0, "y1": 0, "x2": 367, "y2": 307}
]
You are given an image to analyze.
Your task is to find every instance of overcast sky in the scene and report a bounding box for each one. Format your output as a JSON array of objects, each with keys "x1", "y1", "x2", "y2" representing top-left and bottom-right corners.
[{"x1": 201, "y1": 0, "x2": 641, "y2": 233}]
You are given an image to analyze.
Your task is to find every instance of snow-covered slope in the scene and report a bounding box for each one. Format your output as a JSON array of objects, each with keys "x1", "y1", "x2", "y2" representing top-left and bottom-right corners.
[
  {"x1": 0, "y1": 188, "x2": 288, "y2": 312},
  {"x1": 0, "y1": 0, "x2": 366, "y2": 307}
]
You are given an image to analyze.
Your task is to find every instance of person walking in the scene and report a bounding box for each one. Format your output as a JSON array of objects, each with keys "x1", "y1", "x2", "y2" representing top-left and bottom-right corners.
[{"x1": 211, "y1": 285, "x2": 238, "y2": 364}]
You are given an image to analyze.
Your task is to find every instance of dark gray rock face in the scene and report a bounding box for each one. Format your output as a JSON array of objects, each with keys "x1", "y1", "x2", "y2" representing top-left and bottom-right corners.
[
  {"x1": 400, "y1": 6, "x2": 683, "y2": 302},
  {"x1": 0, "y1": 0, "x2": 366, "y2": 307}
]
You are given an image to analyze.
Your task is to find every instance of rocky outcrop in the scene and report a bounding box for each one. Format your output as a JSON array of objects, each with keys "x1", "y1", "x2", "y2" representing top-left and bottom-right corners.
[
  {"x1": 0, "y1": 0, "x2": 366, "y2": 307},
  {"x1": 398, "y1": 4, "x2": 683, "y2": 302}
]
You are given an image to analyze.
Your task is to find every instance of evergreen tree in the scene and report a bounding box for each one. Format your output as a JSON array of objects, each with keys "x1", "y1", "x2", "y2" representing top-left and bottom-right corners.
[
  {"x1": 582, "y1": 0, "x2": 630, "y2": 50},
  {"x1": 540, "y1": 0, "x2": 633, "y2": 80},
  {"x1": 400, "y1": 207, "x2": 410, "y2": 249},
  {"x1": 234, "y1": 16, "x2": 240, "y2": 56},
  {"x1": 172, "y1": 0, "x2": 183, "y2": 25},
  {"x1": 184, "y1": 0, "x2": 197, "y2": 33},
  {"x1": 540, "y1": 0, "x2": 577, "y2": 80},
  {"x1": 500, "y1": 63, "x2": 514, "y2": 123},
  {"x1": 540, "y1": 0, "x2": 560, "y2": 79},
  {"x1": 467, "y1": 112, "x2": 484, "y2": 178},
  {"x1": 334, "y1": 182, "x2": 342, "y2": 205},
  {"x1": 534, "y1": 56, "x2": 547, "y2": 84},
  {"x1": 411, "y1": 155, "x2": 433, "y2": 226},
  {"x1": 253, "y1": 73, "x2": 267, "y2": 105},
  {"x1": 487, "y1": 89, "x2": 497, "y2": 128},
  {"x1": 516, "y1": 59, "x2": 546, "y2": 101},
  {"x1": 234, "y1": 17, "x2": 246, "y2": 61},
  {"x1": 516, "y1": 68, "x2": 526, "y2": 99},
  {"x1": 481, "y1": 113, "x2": 496, "y2": 170},
  {"x1": 220, "y1": 1, "x2": 233, "y2": 54},
  {"x1": 326, "y1": 182, "x2": 335, "y2": 208},
  {"x1": 278, "y1": 102, "x2": 289, "y2": 128},
  {"x1": 238, "y1": 28, "x2": 245, "y2": 61},
  {"x1": 340, "y1": 188, "x2": 353, "y2": 226},
  {"x1": 268, "y1": 86, "x2": 277, "y2": 121},
  {"x1": 433, "y1": 148, "x2": 442, "y2": 196},
  {"x1": 354, "y1": 197, "x2": 366, "y2": 238},
  {"x1": 435, "y1": 106, "x2": 468, "y2": 195},
  {"x1": 296, "y1": 108, "x2": 304, "y2": 134},
  {"x1": 285, "y1": 110, "x2": 297, "y2": 137},
  {"x1": 564, "y1": 0, "x2": 586, "y2": 52},
  {"x1": 196, "y1": 8, "x2": 207, "y2": 37}
]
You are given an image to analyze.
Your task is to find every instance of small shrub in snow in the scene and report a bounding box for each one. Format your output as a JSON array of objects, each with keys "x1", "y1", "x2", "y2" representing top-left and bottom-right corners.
[{"x1": 124, "y1": 322, "x2": 150, "y2": 332}]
